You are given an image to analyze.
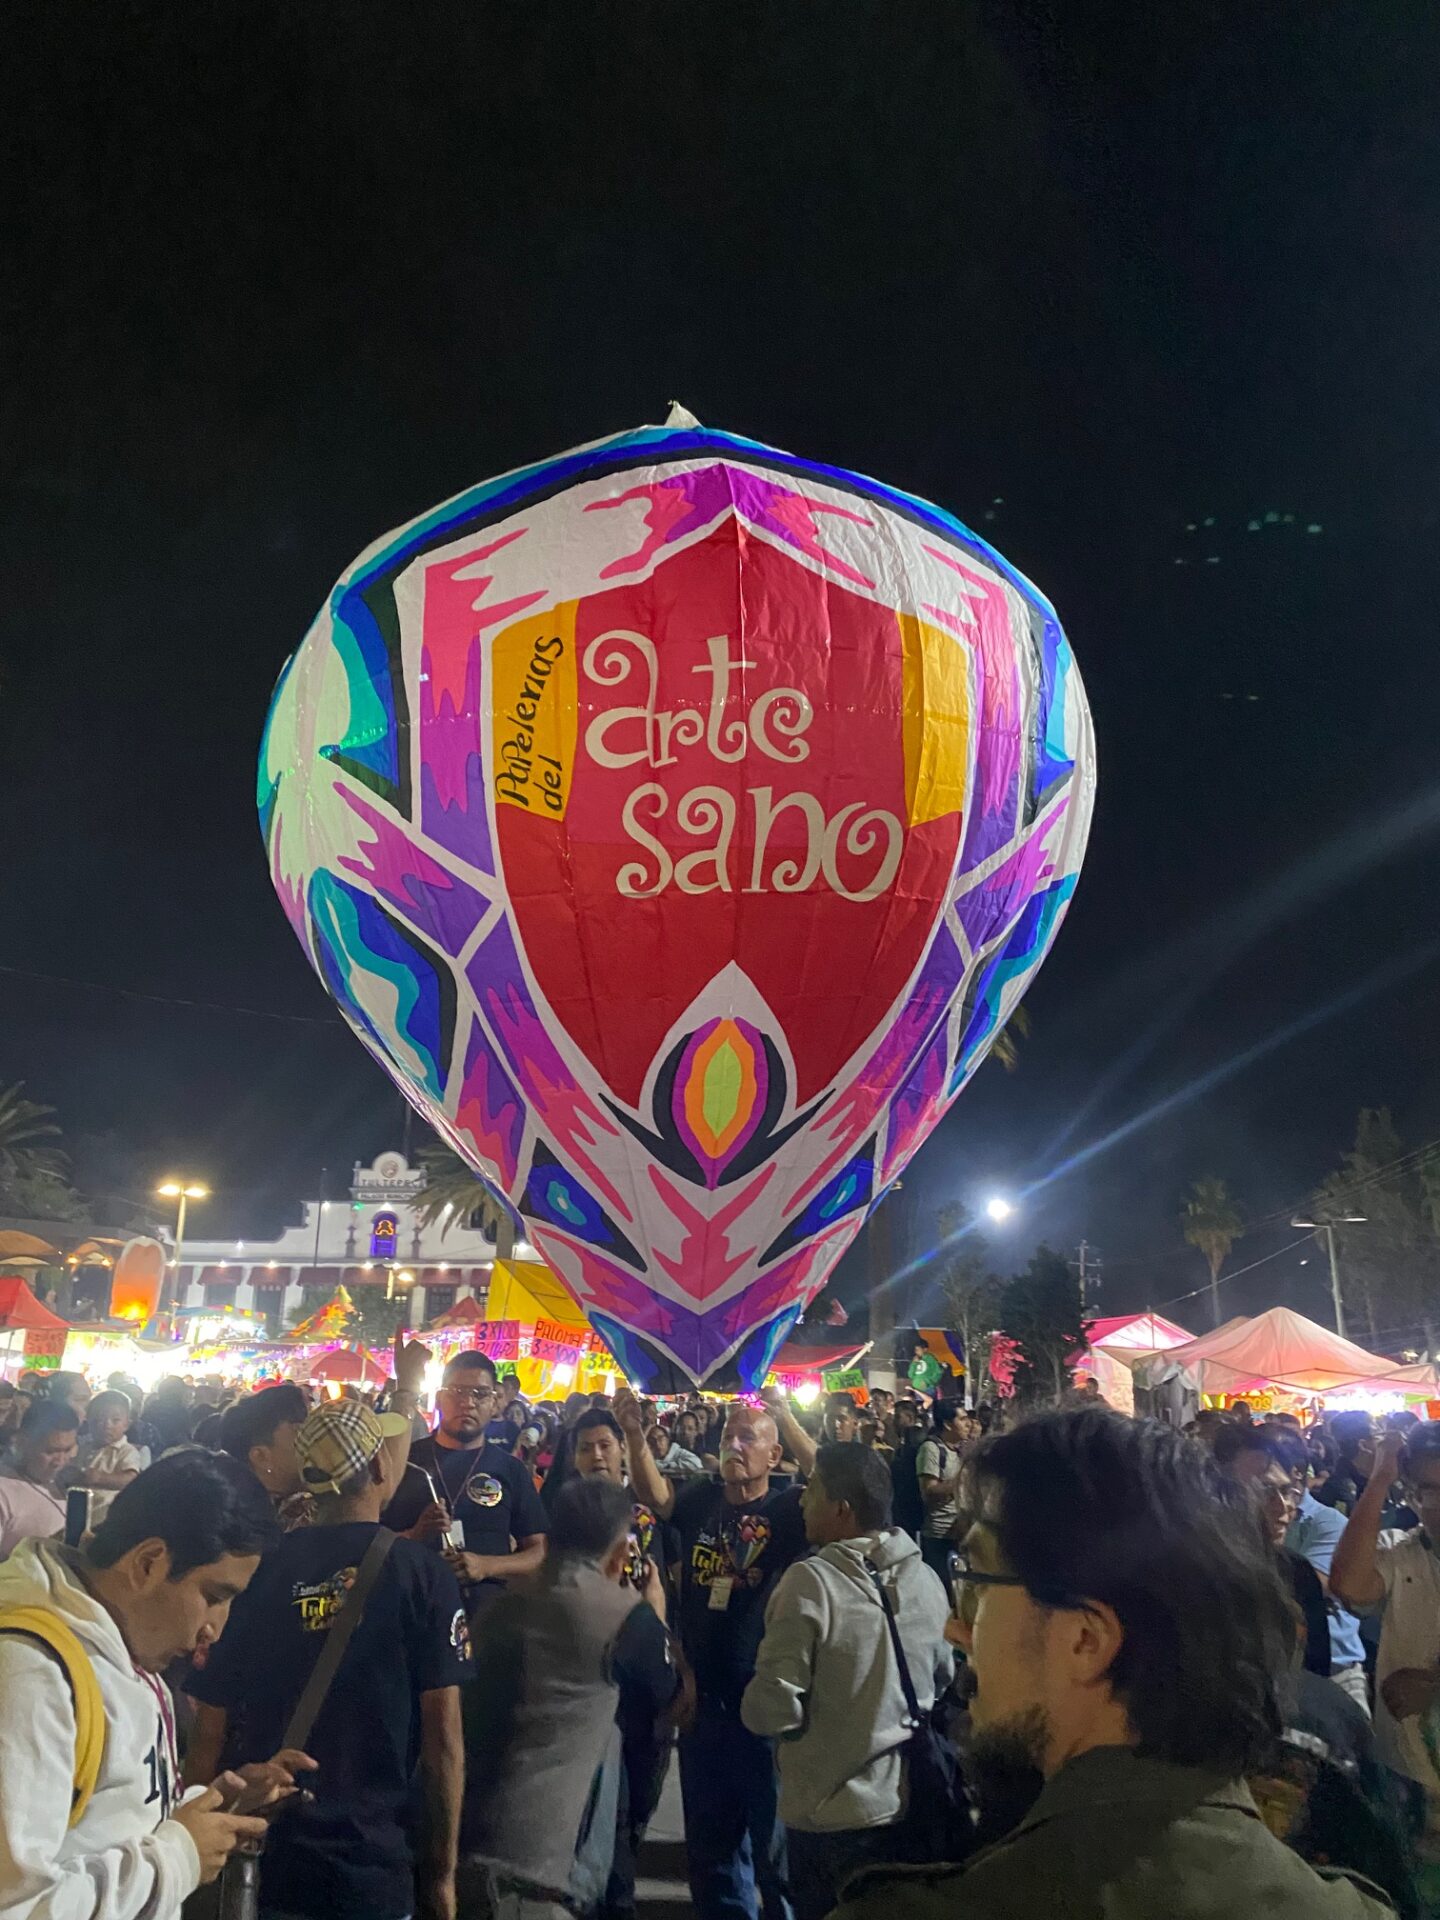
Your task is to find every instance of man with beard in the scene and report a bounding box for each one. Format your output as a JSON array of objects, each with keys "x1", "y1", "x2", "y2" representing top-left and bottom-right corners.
[
  {"x1": 618, "y1": 1386, "x2": 817, "y2": 1920},
  {"x1": 382, "y1": 1350, "x2": 546, "y2": 1600},
  {"x1": 835, "y1": 1409, "x2": 1393, "y2": 1919}
]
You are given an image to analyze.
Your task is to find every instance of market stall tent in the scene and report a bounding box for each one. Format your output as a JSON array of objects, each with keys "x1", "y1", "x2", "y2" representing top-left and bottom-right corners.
[
  {"x1": 310, "y1": 1347, "x2": 388, "y2": 1386},
  {"x1": 1083, "y1": 1311, "x2": 1195, "y2": 1415},
  {"x1": 1132, "y1": 1306, "x2": 1411, "y2": 1399},
  {"x1": 425, "y1": 1295, "x2": 491, "y2": 1331},
  {"x1": 0, "y1": 1276, "x2": 71, "y2": 1380}
]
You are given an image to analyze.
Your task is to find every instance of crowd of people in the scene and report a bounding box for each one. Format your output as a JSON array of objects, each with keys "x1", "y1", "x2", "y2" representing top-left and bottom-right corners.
[{"x1": 1, "y1": 1353, "x2": 1439, "y2": 1919}]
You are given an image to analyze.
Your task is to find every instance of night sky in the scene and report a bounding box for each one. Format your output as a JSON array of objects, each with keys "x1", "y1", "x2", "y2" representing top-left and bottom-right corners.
[{"x1": 5, "y1": 3, "x2": 1440, "y2": 1333}]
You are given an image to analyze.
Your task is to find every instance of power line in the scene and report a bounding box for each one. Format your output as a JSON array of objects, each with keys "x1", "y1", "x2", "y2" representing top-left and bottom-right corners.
[
  {"x1": 0, "y1": 962, "x2": 340, "y2": 1029},
  {"x1": 1102, "y1": 1136, "x2": 1440, "y2": 1277},
  {"x1": 1152, "y1": 1234, "x2": 1316, "y2": 1312}
]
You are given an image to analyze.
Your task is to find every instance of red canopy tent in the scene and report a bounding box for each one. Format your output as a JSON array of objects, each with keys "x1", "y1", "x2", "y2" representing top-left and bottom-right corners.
[
  {"x1": 0, "y1": 1278, "x2": 69, "y2": 1330},
  {"x1": 0, "y1": 1276, "x2": 70, "y2": 1380},
  {"x1": 770, "y1": 1341, "x2": 866, "y2": 1374},
  {"x1": 310, "y1": 1348, "x2": 389, "y2": 1386}
]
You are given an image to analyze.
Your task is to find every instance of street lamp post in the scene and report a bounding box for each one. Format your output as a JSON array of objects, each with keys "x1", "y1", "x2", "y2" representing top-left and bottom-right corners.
[
  {"x1": 1291, "y1": 1215, "x2": 1366, "y2": 1339},
  {"x1": 157, "y1": 1180, "x2": 209, "y2": 1312}
]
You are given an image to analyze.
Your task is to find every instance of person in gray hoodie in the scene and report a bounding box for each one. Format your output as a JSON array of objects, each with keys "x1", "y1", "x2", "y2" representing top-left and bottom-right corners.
[
  {"x1": 740, "y1": 1442, "x2": 953, "y2": 1920},
  {"x1": 0, "y1": 1449, "x2": 311, "y2": 1920}
]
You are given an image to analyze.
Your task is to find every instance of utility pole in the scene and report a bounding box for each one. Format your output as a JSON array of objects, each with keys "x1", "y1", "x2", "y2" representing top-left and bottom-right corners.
[
  {"x1": 1072, "y1": 1240, "x2": 1100, "y2": 1313},
  {"x1": 1291, "y1": 1214, "x2": 1364, "y2": 1340},
  {"x1": 1321, "y1": 1223, "x2": 1344, "y2": 1340},
  {"x1": 866, "y1": 1184, "x2": 902, "y2": 1395},
  {"x1": 310, "y1": 1167, "x2": 327, "y2": 1278}
]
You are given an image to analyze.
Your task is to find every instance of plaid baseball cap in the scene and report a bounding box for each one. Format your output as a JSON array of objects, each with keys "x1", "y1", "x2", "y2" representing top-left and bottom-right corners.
[{"x1": 295, "y1": 1399, "x2": 410, "y2": 1496}]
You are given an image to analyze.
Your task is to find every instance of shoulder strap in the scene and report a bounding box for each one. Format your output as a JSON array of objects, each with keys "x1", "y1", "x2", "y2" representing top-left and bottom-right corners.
[
  {"x1": 863, "y1": 1561, "x2": 923, "y2": 1725},
  {"x1": 0, "y1": 1605, "x2": 104, "y2": 1827},
  {"x1": 282, "y1": 1527, "x2": 397, "y2": 1751}
]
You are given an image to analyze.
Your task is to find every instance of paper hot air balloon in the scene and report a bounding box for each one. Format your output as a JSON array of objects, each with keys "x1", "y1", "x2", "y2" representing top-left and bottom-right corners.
[{"x1": 260, "y1": 416, "x2": 1095, "y2": 1386}]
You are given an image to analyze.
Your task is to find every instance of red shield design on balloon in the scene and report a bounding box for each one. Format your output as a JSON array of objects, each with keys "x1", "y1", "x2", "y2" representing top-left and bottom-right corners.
[{"x1": 494, "y1": 521, "x2": 964, "y2": 1110}]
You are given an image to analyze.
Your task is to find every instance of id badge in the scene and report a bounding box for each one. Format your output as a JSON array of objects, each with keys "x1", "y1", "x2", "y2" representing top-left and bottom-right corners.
[{"x1": 708, "y1": 1576, "x2": 734, "y2": 1612}]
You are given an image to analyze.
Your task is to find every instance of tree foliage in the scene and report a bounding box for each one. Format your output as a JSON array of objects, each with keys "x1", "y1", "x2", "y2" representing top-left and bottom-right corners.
[
  {"x1": 1315, "y1": 1109, "x2": 1440, "y2": 1350},
  {"x1": 0, "y1": 1082, "x2": 67, "y2": 1185},
  {"x1": 348, "y1": 1290, "x2": 417, "y2": 1348},
  {"x1": 1181, "y1": 1177, "x2": 1243, "y2": 1327},
  {"x1": 0, "y1": 1082, "x2": 89, "y2": 1224},
  {"x1": 412, "y1": 1138, "x2": 514, "y2": 1249},
  {"x1": 996, "y1": 1244, "x2": 1087, "y2": 1405},
  {"x1": 935, "y1": 1202, "x2": 1000, "y2": 1403},
  {"x1": 0, "y1": 1168, "x2": 91, "y2": 1223},
  {"x1": 988, "y1": 1005, "x2": 1031, "y2": 1073}
]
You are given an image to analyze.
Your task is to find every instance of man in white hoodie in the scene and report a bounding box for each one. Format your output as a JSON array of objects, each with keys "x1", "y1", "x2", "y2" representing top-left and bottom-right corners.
[
  {"x1": 0, "y1": 1447, "x2": 310, "y2": 1920},
  {"x1": 741, "y1": 1442, "x2": 954, "y2": 1920}
]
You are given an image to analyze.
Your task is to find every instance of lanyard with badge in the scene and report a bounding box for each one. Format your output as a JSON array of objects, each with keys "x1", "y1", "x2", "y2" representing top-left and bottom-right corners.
[
  {"x1": 433, "y1": 1447, "x2": 488, "y2": 1510},
  {"x1": 707, "y1": 1508, "x2": 762, "y2": 1612}
]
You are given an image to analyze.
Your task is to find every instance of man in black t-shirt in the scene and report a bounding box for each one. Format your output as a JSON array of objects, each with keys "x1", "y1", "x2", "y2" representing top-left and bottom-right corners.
[
  {"x1": 381, "y1": 1349, "x2": 547, "y2": 1599},
  {"x1": 188, "y1": 1398, "x2": 471, "y2": 1920},
  {"x1": 618, "y1": 1386, "x2": 815, "y2": 1920},
  {"x1": 572, "y1": 1406, "x2": 668, "y2": 1595}
]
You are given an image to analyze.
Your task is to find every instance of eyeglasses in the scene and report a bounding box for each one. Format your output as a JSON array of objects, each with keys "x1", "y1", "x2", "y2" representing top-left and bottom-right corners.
[
  {"x1": 1260, "y1": 1482, "x2": 1300, "y2": 1506},
  {"x1": 952, "y1": 1550, "x2": 1085, "y2": 1628},
  {"x1": 440, "y1": 1385, "x2": 495, "y2": 1403}
]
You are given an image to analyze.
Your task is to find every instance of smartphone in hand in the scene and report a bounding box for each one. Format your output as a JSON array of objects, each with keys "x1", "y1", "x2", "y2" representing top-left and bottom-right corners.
[{"x1": 64, "y1": 1488, "x2": 93, "y2": 1548}]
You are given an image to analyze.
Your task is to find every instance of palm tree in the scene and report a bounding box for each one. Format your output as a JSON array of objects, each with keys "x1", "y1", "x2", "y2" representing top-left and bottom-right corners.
[
  {"x1": 413, "y1": 1141, "x2": 516, "y2": 1258},
  {"x1": 1182, "y1": 1177, "x2": 1244, "y2": 1328},
  {"x1": 0, "y1": 1082, "x2": 67, "y2": 1185}
]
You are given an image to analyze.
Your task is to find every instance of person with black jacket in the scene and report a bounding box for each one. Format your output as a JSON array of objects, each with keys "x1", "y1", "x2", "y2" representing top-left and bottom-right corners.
[{"x1": 889, "y1": 1400, "x2": 926, "y2": 1542}]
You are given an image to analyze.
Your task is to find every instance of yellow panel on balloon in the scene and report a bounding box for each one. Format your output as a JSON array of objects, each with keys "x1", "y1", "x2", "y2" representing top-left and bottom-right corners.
[
  {"x1": 899, "y1": 610, "x2": 970, "y2": 828},
  {"x1": 490, "y1": 603, "x2": 578, "y2": 817}
]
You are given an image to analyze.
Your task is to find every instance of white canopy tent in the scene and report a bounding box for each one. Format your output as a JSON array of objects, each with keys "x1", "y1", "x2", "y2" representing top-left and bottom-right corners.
[{"x1": 1132, "y1": 1305, "x2": 1419, "y2": 1400}]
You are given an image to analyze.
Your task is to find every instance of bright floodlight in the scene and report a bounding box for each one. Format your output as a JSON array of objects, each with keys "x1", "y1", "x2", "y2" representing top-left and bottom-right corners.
[{"x1": 985, "y1": 1195, "x2": 1014, "y2": 1223}]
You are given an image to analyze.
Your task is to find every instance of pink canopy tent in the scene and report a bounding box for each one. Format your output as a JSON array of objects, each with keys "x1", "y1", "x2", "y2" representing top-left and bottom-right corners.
[
  {"x1": 1132, "y1": 1306, "x2": 1411, "y2": 1398},
  {"x1": 1081, "y1": 1311, "x2": 1195, "y2": 1414}
]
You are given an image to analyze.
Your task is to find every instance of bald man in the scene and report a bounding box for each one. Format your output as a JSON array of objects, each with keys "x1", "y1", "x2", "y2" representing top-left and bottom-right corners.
[{"x1": 619, "y1": 1389, "x2": 815, "y2": 1920}]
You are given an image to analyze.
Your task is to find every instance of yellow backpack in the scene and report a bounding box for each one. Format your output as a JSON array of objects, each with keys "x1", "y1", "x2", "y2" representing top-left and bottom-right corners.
[{"x1": 0, "y1": 1605, "x2": 105, "y2": 1826}]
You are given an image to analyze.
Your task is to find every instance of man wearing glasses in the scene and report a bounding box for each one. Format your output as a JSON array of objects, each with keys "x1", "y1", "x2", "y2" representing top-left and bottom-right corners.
[
  {"x1": 834, "y1": 1409, "x2": 1391, "y2": 1919},
  {"x1": 383, "y1": 1350, "x2": 547, "y2": 1598},
  {"x1": 1213, "y1": 1424, "x2": 1332, "y2": 1680}
]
